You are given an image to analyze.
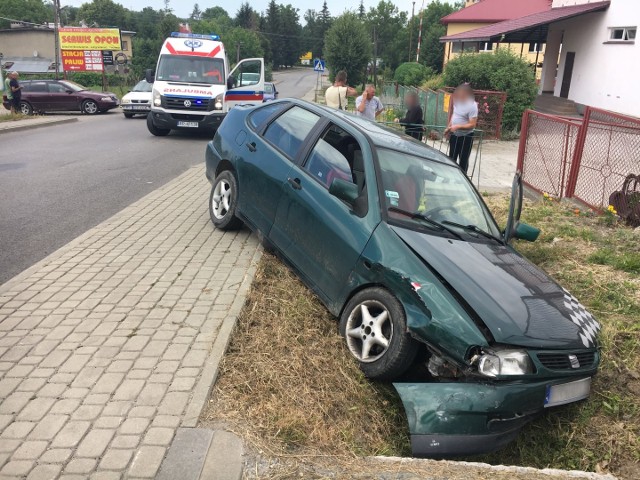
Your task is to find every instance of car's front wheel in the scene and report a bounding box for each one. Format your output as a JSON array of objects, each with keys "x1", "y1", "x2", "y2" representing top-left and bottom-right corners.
[
  {"x1": 82, "y1": 100, "x2": 99, "y2": 115},
  {"x1": 209, "y1": 170, "x2": 243, "y2": 230},
  {"x1": 19, "y1": 102, "x2": 33, "y2": 116},
  {"x1": 340, "y1": 287, "x2": 418, "y2": 380}
]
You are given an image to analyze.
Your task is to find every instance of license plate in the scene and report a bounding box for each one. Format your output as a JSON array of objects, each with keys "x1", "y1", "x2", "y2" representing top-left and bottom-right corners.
[
  {"x1": 129, "y1": 105, "x2": 148, "y2": 110},
  {"x1": 544, "y1": 377, "x2": 591, "y2": 408},
  {"x1": 177, "y1": 121, "x2": 199, "y2": 128}
]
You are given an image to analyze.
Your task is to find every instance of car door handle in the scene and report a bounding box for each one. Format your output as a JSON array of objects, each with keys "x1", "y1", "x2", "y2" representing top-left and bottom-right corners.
[
  {"x1": 287, "y1": 177, "x2": 302, "y2": 190},
  {"x1": 246, "y1": 142, "x2": 257, "y2": 152}
]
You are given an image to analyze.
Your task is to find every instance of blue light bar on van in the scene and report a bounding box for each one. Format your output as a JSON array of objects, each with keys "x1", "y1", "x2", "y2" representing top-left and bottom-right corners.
[{"x1": 170, "y1": 32, "x2": 220, "y2": 41}]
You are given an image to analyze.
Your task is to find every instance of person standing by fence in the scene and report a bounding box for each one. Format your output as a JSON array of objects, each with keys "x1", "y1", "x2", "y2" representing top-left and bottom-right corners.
[
  {"x1": 445, "y1": 84, "x2": 478, "y2": 174},
  {"x1": 355, "y1": 84, "x2": 384, "y2": 121},
  {"x1": 395, "y1": 91, "x2": 424, "y2": 140},
  {"x1": 325, "y1": 71, "x2": 357, "y2": 110}
]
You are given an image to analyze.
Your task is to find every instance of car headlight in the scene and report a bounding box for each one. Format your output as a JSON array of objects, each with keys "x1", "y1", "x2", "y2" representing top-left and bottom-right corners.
[
  {"x1": 100, "y1": 96, "x2": 114, "y2": 102},
  {"x1": 153, "y1": 91, "x2": 161, "y2": 106},
  {"x1": 121, "y1": 98, "x2": 131, "y2": 104},
  {"x1": 214, "y1": 94, "x2": 223, "y2": 110},
  {"x1": 477, "y1": 350, "x2": 533, "y2": 377}
]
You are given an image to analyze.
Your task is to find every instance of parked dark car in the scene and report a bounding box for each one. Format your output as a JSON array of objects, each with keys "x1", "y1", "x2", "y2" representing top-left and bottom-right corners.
[
  {"x1": 205, "y1": 99, "x2": 601, "y2": 457},
  {"x1": 2, "y1": 79, "x2": 119, "y2": 115}
]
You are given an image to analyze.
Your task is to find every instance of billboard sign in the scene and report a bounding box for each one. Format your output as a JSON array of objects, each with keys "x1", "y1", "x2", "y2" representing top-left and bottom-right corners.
[
  {"x1": 61, "y1": 50, "x2": 104, "y2": 72},
  {"x1": 102, "y1": 50, "x2": 114, "y2": 66},
  {"x1": 59, "y1": 28, "x2": 122, "y2": 51}
]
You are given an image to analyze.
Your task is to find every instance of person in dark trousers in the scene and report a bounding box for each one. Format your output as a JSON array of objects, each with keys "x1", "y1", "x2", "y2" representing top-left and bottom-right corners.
[
  {"x1": 395, "y1": 91, "x2": 424, "y2": 140},
  {"x1": 445, "y1": 84, "x2": 478, "y2": 175},
  {"x1": 8, "y1": 72, "x2": 23, "y2": 116}
]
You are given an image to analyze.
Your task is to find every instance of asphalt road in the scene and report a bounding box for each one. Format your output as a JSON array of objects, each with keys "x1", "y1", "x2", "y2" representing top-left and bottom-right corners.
[{"x1": 0, "y1": 68, "x2": 317, "y2": 284}]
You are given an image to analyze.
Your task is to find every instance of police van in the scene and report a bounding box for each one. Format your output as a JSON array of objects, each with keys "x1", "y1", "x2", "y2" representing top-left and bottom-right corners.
[{"x1": 145, "y1": 32, "x2": 265, "y2": 136}]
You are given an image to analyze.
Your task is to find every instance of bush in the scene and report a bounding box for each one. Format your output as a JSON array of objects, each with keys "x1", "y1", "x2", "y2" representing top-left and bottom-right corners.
[
  {"x1": 443, "y1": 49, "x2": 538, "y2": 131},
  {"x1": 421, "y1": 74, "x2": 445, "y2": 91},
  {"x1": 393, "y1": 62, "x2": 434, "y2": 87}
]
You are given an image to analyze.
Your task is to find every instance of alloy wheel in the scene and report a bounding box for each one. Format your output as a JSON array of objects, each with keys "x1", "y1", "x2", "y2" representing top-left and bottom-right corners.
[
  {"x1": 345, "y1": 300, "x2": 393, "y2": 363},
  {"x1": 211, "y1": 178, "x2": 232, "y2": 220}
]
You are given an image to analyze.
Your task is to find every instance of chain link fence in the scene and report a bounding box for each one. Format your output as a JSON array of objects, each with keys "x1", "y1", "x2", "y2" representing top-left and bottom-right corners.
[{"x1": 517, "y1": 107, "x2": 640, "y2": 210}]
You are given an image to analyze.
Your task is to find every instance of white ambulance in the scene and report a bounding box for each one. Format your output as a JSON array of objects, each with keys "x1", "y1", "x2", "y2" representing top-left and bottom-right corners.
[{"x1": 145, "y1": 32, "x2": 265, "y2": 136}]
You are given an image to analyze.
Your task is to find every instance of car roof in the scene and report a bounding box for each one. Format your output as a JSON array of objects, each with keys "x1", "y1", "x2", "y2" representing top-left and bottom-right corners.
[{"x1": 279, "y1": 98, "x2": 456, "y2": 167}]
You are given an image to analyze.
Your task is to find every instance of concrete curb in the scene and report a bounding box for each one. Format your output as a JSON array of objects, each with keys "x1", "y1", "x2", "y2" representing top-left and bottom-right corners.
[
  {"x1": 182, "y1": 243, "x2": 263, "y2": 428},
  {"x1": 0, "y1": 116, "x2": 78, "y2": 134},
  {"x1": 369, "y1": 457, "x2": 618, "y2": 479}
]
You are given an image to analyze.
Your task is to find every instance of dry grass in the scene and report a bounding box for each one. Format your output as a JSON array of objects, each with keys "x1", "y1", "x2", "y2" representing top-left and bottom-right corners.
[
  {"x1": 202, "y1": 193, "x2": 640, "y2": 479},
  {"x1": 201, "y1": 254, "x2": 409, "y2": 458}
]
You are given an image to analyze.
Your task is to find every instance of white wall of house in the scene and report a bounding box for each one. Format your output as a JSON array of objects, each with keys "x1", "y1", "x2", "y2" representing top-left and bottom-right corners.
[{"x1": 550, "y1": 0, "x2": 639, "y2": 116}]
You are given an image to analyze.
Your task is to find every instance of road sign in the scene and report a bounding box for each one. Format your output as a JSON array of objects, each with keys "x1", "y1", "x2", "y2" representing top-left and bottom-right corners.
[
  {"x1": 313, "y1": 59, "x2": 325, "y2": 72},
  {"x1": 61, "y1": 50, "x2": 103, "y2": 72},
  {"x1": 102, "y1": 50, "x2": 114, "y2": 66}
]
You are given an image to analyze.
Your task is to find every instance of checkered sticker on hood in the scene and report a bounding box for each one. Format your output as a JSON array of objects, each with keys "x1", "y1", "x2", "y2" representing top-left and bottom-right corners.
[{"x1": 563, "y1": 289, "x2": 600, "y2": 348}]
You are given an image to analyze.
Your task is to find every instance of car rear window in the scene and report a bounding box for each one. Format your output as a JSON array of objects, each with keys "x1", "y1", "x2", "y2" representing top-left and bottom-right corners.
[
  {"x1": 247, "y1": 102, "x2": 288, "y2": 130},
  {"x1": 263, "y1": 106, "x2": 321, "y2": 159}
]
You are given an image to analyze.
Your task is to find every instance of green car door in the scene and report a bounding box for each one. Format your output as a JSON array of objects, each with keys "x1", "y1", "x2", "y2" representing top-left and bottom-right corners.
[
  {"x1": 271, "y1": 121, "x2": 379, "y2": 306},
  {"x1": 237, "y1": 103, "x2": 321, "y2": 236}
]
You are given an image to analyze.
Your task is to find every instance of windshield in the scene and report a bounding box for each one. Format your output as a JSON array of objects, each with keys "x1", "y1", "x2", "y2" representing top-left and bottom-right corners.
[
  {"x1": 377, "y1": 148, "x2": 500, "y2": 239},
  {"x1": 59, "y1": 80, "x2": 86, "y2": 92},
  {"x1": 264, "y1": 83, "x2": 273, "y2": 93},
  {"x1": 132, "y1": 80, "x2": 152, "y2": 92},
  {"x1": 156, "y1": 55, "x2": 225, "y2": 85}
]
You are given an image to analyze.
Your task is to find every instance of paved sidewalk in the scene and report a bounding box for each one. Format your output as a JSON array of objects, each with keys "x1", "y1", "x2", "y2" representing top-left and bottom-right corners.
[
  {"x1": 0, "y1": 114, "x2": 78, "y2": 135},
  {"x1": 0, "y1": 165, "x2": 260, "y2": 479}
]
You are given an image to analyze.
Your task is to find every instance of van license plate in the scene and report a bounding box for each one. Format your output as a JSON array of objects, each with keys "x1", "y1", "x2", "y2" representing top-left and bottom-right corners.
[{"x1": 177, "y1": 121, "x2": 199, "y2": 128}]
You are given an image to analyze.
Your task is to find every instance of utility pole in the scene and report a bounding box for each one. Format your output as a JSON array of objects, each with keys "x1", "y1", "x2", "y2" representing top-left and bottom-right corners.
[
  {"x1": 416, "y1": 0, "x2": 425, "y2": 62},
  {"x1": 409, "y1": 1, "x2": 415, "y2": 62},
  {"x1": 372, "y1": 25, "x2": 377, "y2": 87},
  {"x1": 53, "y1": 0, "x2": 61, "y2": 80},
  {"x1": 236, "y1": 42, "x2": 243, "y2": 64}
]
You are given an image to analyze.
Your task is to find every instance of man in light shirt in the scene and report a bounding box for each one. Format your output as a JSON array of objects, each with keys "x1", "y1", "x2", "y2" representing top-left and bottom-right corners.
[
  {"x1": 355, "y1": 84, "x2": 383, "y2": 121},
  {"x1": 325, "y1": 70, "x2": 357, "y2": 110}
]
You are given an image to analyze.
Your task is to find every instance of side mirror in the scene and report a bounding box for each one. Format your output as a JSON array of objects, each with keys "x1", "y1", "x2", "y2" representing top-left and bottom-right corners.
[
  {"x1": 514, "y1": 222, "x2": 540, "y2": 242},
  {"x1": 145, "y1": 69, "x2": 155, "y2": 84},
  {"x1": 329, "y1": 178, "x2": 358, "y2": 205},
  {"x1": 65, "y1": 89, "x2": 73, "y2": 94}
]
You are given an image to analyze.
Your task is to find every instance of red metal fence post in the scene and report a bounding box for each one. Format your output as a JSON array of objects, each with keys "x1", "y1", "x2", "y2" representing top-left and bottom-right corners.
[
  {"x1": 516, "y1": 109, "x2": 530, "y2": 173},
  {"x1": 565, "y1": 107, "x2": 591, "y2": 198}
]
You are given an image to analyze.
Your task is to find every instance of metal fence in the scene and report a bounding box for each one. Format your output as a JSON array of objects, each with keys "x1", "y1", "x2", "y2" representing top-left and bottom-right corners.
[
  {"x1": 382, "y1": 83, "x2": 507, "y2": 140},
  {"x1": 517, "y1": 107, "x2": 640, "y2": 210}
]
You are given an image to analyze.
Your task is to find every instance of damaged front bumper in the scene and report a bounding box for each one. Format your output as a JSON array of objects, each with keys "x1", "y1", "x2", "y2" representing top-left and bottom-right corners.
[{"x1": 394, "y1": 376, "x2": 591, "y2": 457}]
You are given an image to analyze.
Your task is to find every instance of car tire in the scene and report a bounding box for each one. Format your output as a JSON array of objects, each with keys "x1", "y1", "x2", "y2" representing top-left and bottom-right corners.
[
  {"x1": 340, "y1": 287, "x2": 419, "y2": 380},
  {"x1": 146, "y1": 114, "x2": 170, "y2": 136},
  {"x1": 209, "y1": 170, "x2": 243, "y2": 230},
  {"x1": 82, "y1": 100, "x2": 99, "y2": 115},
  {"x1": 124, "y1": 113, "x2": 134, "y2": 119},
  {"x1": 19, "y1": 102, "x2": 33, "y2": 116}
]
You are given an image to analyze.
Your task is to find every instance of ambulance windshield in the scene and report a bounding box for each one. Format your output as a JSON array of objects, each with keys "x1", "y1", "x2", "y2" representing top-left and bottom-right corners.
[{"x1": 156, "y1": 55, "x2": 225, "y2": 85}]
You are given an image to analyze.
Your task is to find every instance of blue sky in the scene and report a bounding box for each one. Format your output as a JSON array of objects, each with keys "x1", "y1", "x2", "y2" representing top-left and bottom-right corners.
[{"x1": 62, "y1": 0, "x2": 456, "y2": 21}]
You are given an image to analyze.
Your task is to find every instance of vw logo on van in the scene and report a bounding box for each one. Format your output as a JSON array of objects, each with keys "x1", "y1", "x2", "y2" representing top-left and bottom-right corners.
[
  {"x1": 183, "y1": 100, "x2": 192, "y2": 108},
  {"x1": 184, "y1": 39, "x2": 203, "y2": 49}
]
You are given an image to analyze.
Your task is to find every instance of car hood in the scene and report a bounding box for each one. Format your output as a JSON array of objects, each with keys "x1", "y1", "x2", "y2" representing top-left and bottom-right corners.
[
  {"x1": 391, "y1": 226, "x2": 600, "y2": 350},
  {"x1": 122, "y1": 92, "x2": 151, "y2": 102}
]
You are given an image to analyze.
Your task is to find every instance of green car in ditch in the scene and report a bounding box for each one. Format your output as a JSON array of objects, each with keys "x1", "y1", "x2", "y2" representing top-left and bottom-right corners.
[{"x1": 204, "y1": 99, "x2": 601, "y2": 457}]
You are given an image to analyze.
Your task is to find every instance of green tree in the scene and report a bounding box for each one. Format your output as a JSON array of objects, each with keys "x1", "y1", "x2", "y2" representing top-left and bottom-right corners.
[
  {"x1": 224, "y1": 27, "x2": 264, "y2": 64},
  {"x1": 414, "y1": 1, "x2": 456, "y2": 72},
  {"x1": 279, "y1": 4, "x2": 302, "y2": 67},
  {"x1": 234, "y1": 2, "x2": 258, "y2": 30},
  {"x1": 366, "y1": 1, "x2": 408, "y2": 71},
  {"x1": 393, "y1": 62, "x2": 434, "y2": 86},
  {"x1": 0, "y1": 0, "x2": 52, "y2": 28},
  {"x1": 265, "y1": 0, "x2": 282, "y2": 68},
  {"x1": 190, "y1": 3, "x2": 202, "y2": 21},
  {"x1": 324, "y1": 12, "x2": 369, "y2": 86},
  {"x1": 302, "y1": 1, "x2": 332, "y2": 60},
  {"x1": 76, "y1": 0, "x2": 129, "y2": 28},
  {"x1": 443, "y1": 49, "x2": 538, "y2": 131}
]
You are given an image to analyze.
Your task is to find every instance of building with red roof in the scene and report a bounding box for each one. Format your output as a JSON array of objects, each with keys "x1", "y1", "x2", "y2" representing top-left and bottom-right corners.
[{"x1": 441, "y1": 0, "x2": 552, "y2": 73}]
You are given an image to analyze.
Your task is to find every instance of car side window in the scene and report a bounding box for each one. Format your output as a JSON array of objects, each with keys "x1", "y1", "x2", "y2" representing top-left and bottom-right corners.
[
  {"x1": 48, "y1": 83, "x2": 67, "y2": 93},
  {"x1": 263, "y1": 106, "x2": 320, "y2": 159},
  {"x1": 304, "y1": 124, "x2": 357, "y2": 188},
  {"x1": 29, "y1": 82, "x2": 47, "y2": 93},
  {"x1": 247, "y1": 103, "x2": 288, "y2": 130}
]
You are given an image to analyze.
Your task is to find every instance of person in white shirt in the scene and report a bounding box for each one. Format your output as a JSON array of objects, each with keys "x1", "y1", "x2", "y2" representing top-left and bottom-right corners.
[
  {"x1": 444, "y1": 84, "x2": 478, "y2": 174},
  {"x1": 325, "y1": 70, "x2": 357, "y2": 110},
  {"x1": 355, "y1": 84, "x2": 384, "y2": 121}
]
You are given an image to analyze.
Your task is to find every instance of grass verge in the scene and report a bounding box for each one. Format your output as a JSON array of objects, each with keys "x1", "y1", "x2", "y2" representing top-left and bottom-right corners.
[
  {"x1": 202, "y1": 194, "x2": 639, "y2": 479},
  {"x1": 0, "y1": 112, "x2": 37, "y2": 122}
]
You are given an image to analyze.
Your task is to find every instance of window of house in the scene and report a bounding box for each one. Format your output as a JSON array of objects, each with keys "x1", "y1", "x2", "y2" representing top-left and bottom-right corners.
[
  {"x1": 479, "y1": 42, "x2": 493, "y2": 52},
  {"x1": 121, "y1": 40, "x2": 129, "y2": 51},
  {"x1": 608, "y1": 27, "x2": 636, "y2": 42},
  {"x1": 528, "y1": 43, "x2": 544, "y2": 53}
]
